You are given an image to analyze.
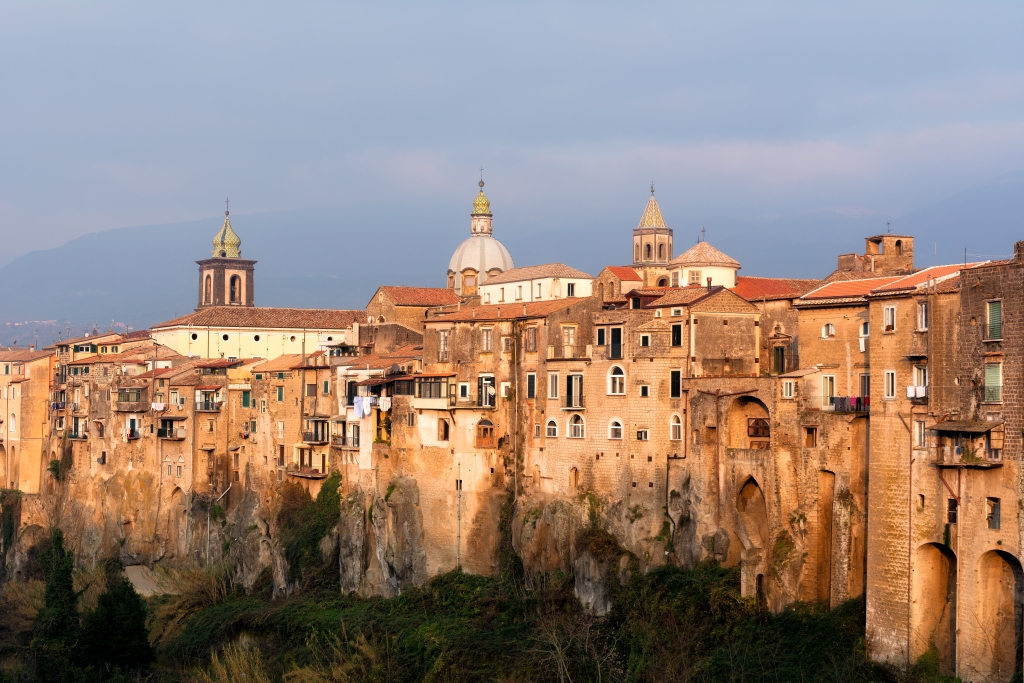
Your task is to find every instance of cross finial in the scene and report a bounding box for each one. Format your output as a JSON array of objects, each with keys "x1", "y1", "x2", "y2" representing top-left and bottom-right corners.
[
  {"x1": 479, "y1": 167, "x2": 485, "y2": 189},
  {"x1": 225, "y1": 197, "x2": 230, "y2": 216},
  {"x1": 886, "y1": 221, "x2": 891, "y2": 234},
  {"x1": 650, "y1": 182, "x2": 655, "y2": 195},
  {"x1": 701, "y1": 226, "x2": 706, "y2": 242}
]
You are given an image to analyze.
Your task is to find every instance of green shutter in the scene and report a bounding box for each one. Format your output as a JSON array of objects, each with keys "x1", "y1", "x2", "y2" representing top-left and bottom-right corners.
[
  {"x1": 241, "y1": 390, "x2": 250, "y2": 408},
  {"x1": 277, "y1": 386, "x2": 284, "y2": 402},
  {"x1": 985, "y1": 363, "x2": 1002, "y2": 402},
  {"x1": 988, "y1": 301, "x2": 1003, "y2": 339}
]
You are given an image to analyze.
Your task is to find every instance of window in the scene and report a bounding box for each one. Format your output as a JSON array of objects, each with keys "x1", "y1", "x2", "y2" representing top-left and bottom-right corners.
[
  {"x1": 609, "y1": 328, "x2": 622, "y2": 359},
  {"x1": 821, "y1": 323, "x2": 836, "y2": 339},
  {"x1": 883, "y1": 306, "x2": 896, "y2": 332},
  {"x1": 782, "y1": 380, "x2": 795, "y2": 399},
  {"x1": 481, "y1": 328, "x2": 493, "y2": 352},
  {"x1": 566, "y1": 374, "x2": 583, "y2": 408},
  {"x1": 260, "y1": 399, "x2": 267, "y2": 413},
  {"x1": 277, "y1": 386, "x2": 284, "y2": 402},
  {"x1": 534, "y1": 423, "x2": 541, "y2": 438},
  {"x1": 516, "y1": 285, "x2": 522, "y2": 300},
  {"x1": 567, "y1": 283, "x2": 576, "y2": 297},
  {"x1": 437, "y1": 419, "x2": 450, "y2": 441},
  {"x1": 671, "y1": 324, "x2": 682, "y2": 347},
  {"x1": 596, "y1": 328, "x2": 606, "y2": 346},
  {"x1": 241, "y1": 390, "x2": 250, "y2": 408},
  {"x1": 947, "y1": 499, "x2": 958, "y2": 524},
  {"x1": 670, "y1": 370, "x2": 681, "y2": 398},
  {"x1": 562, "y1": 326, "x2": 576, "y2": 349},
  {"x1": 525, "y1": 327, "x2": 537, "y2": 353},
  {"x1": 914, "y1": 420, "x2": 927, "y2": 449},
  {"x1": 773, "y1": 346, "x2": 785, "y2": 374},
  {"x1": 464, "y1": 274, "x2": 476, "y2": 288},
  {"x1": 645, "y1": 244, "x2": 652, "y2": 260},
  {"x1": 438, "y1": 329, "x2": 451, "y2": 361},
  {"x1": 476, "y1": 419, "x2": 496, "y2": 448},
  {"x1": 176, "y1": 465, "x2": 183, "y2": 478},
  {"x1": 230, "y1": 275, "x2": 241, "y2": 303},
  {"x1": 502, "y1": 337, "x2": 511, "y2": 352},
  {"x1": 526, "y1": 373, "x2": 536, "y2": 399},
  {"x1": 860, "y1": 373, "x2": 870, "y2": 398},
  {"x1": 987, "y1": 300, "x2": 1002, "y2": 339},
  {"x1": 987, "y1": 497, "x2": 1001, "y2": 529},
  {"x1": 609, "y1": 420, "x2": 623, "y2": 439},
  {"x1": 498, "y1": 288, "x2": 504, "y2": 302},
  {"x1": 884, "y1": 371, "x2": 896, "y2": 399},
  {"x1": 639, "y1": 334, "x2": 650, "y2": 347},
  {"x1": 821, "y1": 375, "x2": 835, "y2": 408},
  {"x1": 640, "y1": 385, "x2": 649, "y2": 397},
  {"x1": 917, "y1": 301, "x2": 929, "y2": 331},
  {"x1": 672, "y1": 308, "x2": 682, "y2": 317},
  {"x1": 478, "y1": 375, "x2": 496, "y2": 407},
  {"x1": 569, "y1": 415, "x2": 585, "y2": 438},
  {"x1": 407, "y1": 412, "x2": 416, "y2": 427},
  {"x1": 671, "y1": 271, "x2": 679, "y2": 287},
  {"x1": 323, "y1": 380, "x2": 330, "y2": 395},
  {"x1": 671, "y1": 415, "x2": 682, "y2": 441},
  {"x1": 459, "y1": 383, "x2": 469, "y2": 399},
  {"x1": 546, "y1": 420, "x2": 558, "y2": 437},
  {"x1": 804, "y1": 427, "x2": 817, "y2": 447},
  {"x1": 688, "y1": 270, "x2": 702, "y2": 285},
  {"x1": 278, "y1": 421, "x2": 285, "y2": 439},
  {"x1": 914, "y1": 365, "x2": 928, "y2": 388},
  {"x1": 608, "y1": 367, "x2": 625, "y2": 395},
  {"x1": 548, "y1": 372, "x2": 559, "y2": 399},
  {"x1": 351, "y1": 424, "x2": 360, "y2": 446},
  {"x1": 636, "y1": 429, "x2": 649, "y2": 441},
  {"x1": 985, "y1": 363, "x2": 1002, "y2": 402}
]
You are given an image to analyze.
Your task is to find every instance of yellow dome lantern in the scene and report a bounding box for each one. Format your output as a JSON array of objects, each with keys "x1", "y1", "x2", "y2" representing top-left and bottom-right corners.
[
  {"x1": 472, "y1": 179, "x2": 491, "y2": 216},
  {"x1": 212, "y1": 210, "x2": 242, "y2": 258}
]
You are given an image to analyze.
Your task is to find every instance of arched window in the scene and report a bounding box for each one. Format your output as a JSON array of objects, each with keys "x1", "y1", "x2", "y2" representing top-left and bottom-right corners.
[
  {"x1": 448, "y1": 274, "x2": 455, "y2": 288},
  {"x1": 569, "y1": 415, "x2": 585, "y2": 439},
  {"x1": 546, "y1": 420, "x2": 558, "y2": 438},
  {"x1": 657, "y1": 278, "x2": 667, "y2": 287},
  {"x1": 645, "y1": 244, "x2": 652, "y2": 260},
  {"x1": 608, "y1": 366, "x2": 625, "y2": 395},
  {"x1": 204, "y1": 275, "x2": 212, "y2": 303},
  {"x1": 9, "y1": 414, "x2": 15, "y2": 432},
  {"x1": 634, "y1": 244, "x2": 641, "y2": 262},
  {"x1": 895, "y1": 239, "x2": 903, "y2": 255},
  {"x1": 570, "y1": 467, "x2": 579, "y2": 489},
  {"x1": 658, "y1": 244, "x2": 665, "y2": 260},
  {"x1": 671, "y1": 415, "x2": 682, "y2": 441},
  {"x1": 476, "y1": 419, "x2": 496, "y2": 448},
  {"x1": 609, "y1": 420, "x2": 623, "y2": 440},
  {"x1": 821, "y1": 323, "x2": 836, "y2": 339},
  {"x1": 229, "y1": 275, "x2": 241, "y2": 303}
]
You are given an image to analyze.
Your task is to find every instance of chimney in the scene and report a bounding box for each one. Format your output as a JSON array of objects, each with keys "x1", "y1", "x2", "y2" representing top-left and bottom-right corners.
[{"x1": 706, "y1": 277, "x2": 712, "y2": 293}]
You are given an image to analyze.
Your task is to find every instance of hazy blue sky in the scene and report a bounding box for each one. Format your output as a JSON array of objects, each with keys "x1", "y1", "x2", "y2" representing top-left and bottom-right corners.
[{"x1": 1, "y1": 2, "x2": 1022, "y2": 267}]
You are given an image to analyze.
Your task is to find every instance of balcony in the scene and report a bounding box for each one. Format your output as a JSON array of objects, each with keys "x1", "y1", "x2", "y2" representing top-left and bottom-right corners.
[
  {"x1": 157, "y1": 427, "x2": 187, "y2": 440},
  {"x1": 126, "y1": 429, "x2": 141, "y2": 440},
  {"x1": 829, "y1": 396, "x2": 870, "y2": 413},
  {"x1": 302, "y1": 431, "x2": 329, "y2": 445},
  {"x1": 330, "y1": 435, "x2": 348, "y2": 447},
  {"x1": 547, "y1": 344, "x2": 590, "y2": 360},
  {"x1": 983, "y1": 323, "x2": 1003, "y2": 341},
  {"x1": 286, "y1": 465, "x2": 329, "y2": 480},
  {"x1": 196, "y1": 401, "x2": 223, "y2": 412},
  {"x1": 115, "y1": 401, "x2": 150, "y2": 413},
  {"x1": 562, "y1": 396, "x2": 585, "y2": 411},
  {"x1": 51, "y1": 401, "x2": 66, "y2": 411},
  {"x1": 68, "y1": 432, "x2": 87, "y2": 440}
]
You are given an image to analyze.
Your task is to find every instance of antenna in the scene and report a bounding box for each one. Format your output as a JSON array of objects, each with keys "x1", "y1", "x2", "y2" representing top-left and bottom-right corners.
[{"x1": 886, "y1": 221, "x2": 892, "y2": 234}]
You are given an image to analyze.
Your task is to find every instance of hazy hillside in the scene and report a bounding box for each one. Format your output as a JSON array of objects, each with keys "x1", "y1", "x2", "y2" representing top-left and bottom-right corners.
[{"x1": 1, "y1": 171, "x2": 1020, "y2": 345}]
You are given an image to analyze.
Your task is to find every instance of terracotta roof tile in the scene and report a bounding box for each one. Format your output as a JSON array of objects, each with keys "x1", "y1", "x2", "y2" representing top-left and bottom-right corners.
[
  {"x1": 731, "y1": 276, "x2": 821, "y2": 301},
  {"x1": 646, "y1": 286, "x2": 710, "y2": 307},
  {"x1": 870, "y1": 263, "x2": 981, "y2": 293},
  {"x1": 0, "y1": 349, "x2": 52, "y2": 362},
  {"x1": 800, "y1": 277, "x2": 903, "y2": 301},
  {"x1": 252, "y1": 354, "x2": 304, "y2": 373},
  {"x1": 670, "y1": 241, "x2": 740, "y2": 268},
  {"x1": 483, "y1": 263, "x2": 592, "y2": 285},
  {"x1": 153, "y1": 307, "x2": 365, "y2": 330},
  {"x1": 379, "y1": 286, "x2": 461, "y2": 307},
  {"x1": 429, "y1": 299, "x2": 582, "y2": 322},
  {"x1": 604, "y1": 266, "x2": 643, "y2": 281}
]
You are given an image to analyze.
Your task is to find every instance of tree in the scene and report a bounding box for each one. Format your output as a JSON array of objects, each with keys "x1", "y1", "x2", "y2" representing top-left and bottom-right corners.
[
  {"x1": 32, "y1": 528, "x2": 80, "y2": 682},
  {"x1": 78, "y1": 577, "x2": 154, "y2": 671}
]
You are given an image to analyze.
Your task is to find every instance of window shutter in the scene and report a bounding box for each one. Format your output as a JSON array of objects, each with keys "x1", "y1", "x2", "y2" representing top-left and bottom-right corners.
[
  {"x1": 565, "y1": 374, "x2": 573, "y2": 405},
  {"x1": 242, "y1": 390, "x2": 250, "y2": 408},
  {"x1": 477, "y1": 376, "x2": 484, "y2": 407}
]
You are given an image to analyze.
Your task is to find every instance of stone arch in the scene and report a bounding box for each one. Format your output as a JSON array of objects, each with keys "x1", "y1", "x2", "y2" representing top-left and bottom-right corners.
[
  {"x1": 167, "y1": 487, "x2": 187, "y2": 559},
  {"x1": 727, "y1": 396, "x2": 770, "y2": 449},
  {"x1": 229, "y1": 275, "x2": 241, "y2": 303},
  {"x1": 974, "y1": 550, "x2": 1024, "y2": 682},
  {"x1": 736, "y1": 477, "x2": 769, "y2": 550},
  {"x1": 204, "y1": 274, "x2": 212, "y2": 303},
  {"x1": 911, "y1": 542, "x2": 956, "y2": 675},
  {"x1": 658, "y1": 243, "x2": 665, "y2": 260},
  {"x1": 657, "y1": 277, "x2": 668, "y2": 287},
  {"x1": 895, "y1": 239, "x2": 903, "y2": 255},
  {"x1": 645, "y1": 243, "x2": 652, "y2": 260},
  {"x1": 569, "y1": 467, "x2": 579, "y2": 490}
]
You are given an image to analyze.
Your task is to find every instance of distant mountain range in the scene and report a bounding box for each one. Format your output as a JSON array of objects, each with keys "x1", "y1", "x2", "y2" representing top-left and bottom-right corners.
[{"x1": 1, "y1": 171, "x2": 1020, "y2": 347}]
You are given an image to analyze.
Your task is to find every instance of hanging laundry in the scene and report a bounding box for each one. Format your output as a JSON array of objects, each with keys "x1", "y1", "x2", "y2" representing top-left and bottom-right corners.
[
  {"x1": 379, "y1": 397, "x2": 392, "y2": 412},
  {"x1": 353, "y1": 396, "x2": 364, "y2": 417}
]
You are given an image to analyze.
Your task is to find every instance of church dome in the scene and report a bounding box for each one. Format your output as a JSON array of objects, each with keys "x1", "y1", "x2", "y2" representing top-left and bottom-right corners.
[
  {"x1": 447, "y1": 181, "x2": 514, "y2": 290},
  {"x1": 212, "y1": 211, "x2": 242, "y2": 258}
]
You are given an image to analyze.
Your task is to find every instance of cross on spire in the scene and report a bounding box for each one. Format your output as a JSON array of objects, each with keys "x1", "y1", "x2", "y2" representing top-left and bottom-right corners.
[
  {"x1": 701, "y1": 227, "x2": 706, "y2": 243},
  {"x1": 650, "y1": 182, "x2": 655, "y2": 195},
  {"x1": 225, "y1": 197, "x2": 230, "y2": 216},
  {"x1": 479, "y1": 167, "x2": 485, "y2": 188}
]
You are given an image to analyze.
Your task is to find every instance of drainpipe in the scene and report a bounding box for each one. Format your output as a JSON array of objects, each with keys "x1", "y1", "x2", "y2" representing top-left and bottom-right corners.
[{"x1": 207, "y1": 483, "x2": 232, "y2": 567}]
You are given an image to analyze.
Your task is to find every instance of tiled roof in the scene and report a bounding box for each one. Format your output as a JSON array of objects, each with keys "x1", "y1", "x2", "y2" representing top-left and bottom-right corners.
[
  {"x1": 429, "y1": 299, "x2": 581, "y2": 322},
  {"x1": 336, "y1": 345, "x2": 423, "y2": 371},
  {"x1": 379, "y1": 286, "x2": 461, "y2": 307},
  {"x1": 670, "y1": 241, "x2": 740, "y2": 268},
  {"x1": 0, "y1": 349, "x2": 52, "y2": 362},
  {"x1": 623, "y1": 287, "x2": 674, "y2": 297},
  {"x1": 870, "y1": 263, "x2": 981, "y2": 293},
  {"x1": 153, "y1": 307, "x2": 365, "y2": 330},
  {"x1": 252, "y1": 354, "x2": 304, "y2": 373},
  {"x1": 483, "y1": 263, "x2": 592, "y2": 285},
  {"x1": 731, "y1": 276, "x2": 821, "y2": 302},
  {"x1": 646, "y1": 286, "x2": 711, "y2": 307},
  {"x1": 54, "y1": 332, "x2": 122, "y2": 346},
  {"x1": 934, "y1": 275, "x2": 961, "y2": 294},
  {"x1": 604, "y1": 266, "x2": 643, "y2": 281},
  {"x1": 123, "y1": 329, "x2": 152, "y2": 340},
  {"x1": 799, "y1": 277, "x2": 903, "y2": 302}
]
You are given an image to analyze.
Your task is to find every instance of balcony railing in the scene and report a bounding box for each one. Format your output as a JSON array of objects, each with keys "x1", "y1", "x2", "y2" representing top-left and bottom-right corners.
[
  {"x1": 984, "y1": 323, "x2": 1003, "y2": 341},
  {"x1": 302, "y1": 431, "x2": 329, "y2": 445},
  {"x1": 51, "y1": 401, "x2": 66, "y2": 411},
  {"x1": 68, "y1": 432, "x2": 87, "y2": 440},
  {"x1": 829, "y1": 396, "x2": 869, "y2": 413},
  {"x1": 547, "y1": 344, "x2": 589, "y2": 360},
  {"x1": 115, "y1": 401, "x2": 150, "y2": 413},
  {"x1": 157, "y1": 427, "x2": 187, "y2": 440},
  {"x1": 330, "y1": 435, "x2": 349, "y2": 447},
  {"x1": 126, "y1": 429, "x2": 141, "y2": 440},
  {"x1": 563, "y1": 395, "x2": 585, "y2": 410},
  {"x1": 196, "y1": 401, "x2": 223, "y2": 412}
]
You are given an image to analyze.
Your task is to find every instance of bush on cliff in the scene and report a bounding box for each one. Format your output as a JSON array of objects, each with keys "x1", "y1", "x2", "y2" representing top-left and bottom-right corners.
[
  {"x1": 277, "y1": 473, "x2": 342, "y2": 584},
  {"x1": 78, "y1": 577, "x2": 154, "y2": 672}
]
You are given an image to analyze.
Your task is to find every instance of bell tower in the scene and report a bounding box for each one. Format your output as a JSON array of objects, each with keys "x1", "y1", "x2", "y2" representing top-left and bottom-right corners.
[{"x1": 196, "y1": 204, "x2": 256, "y2": 310}]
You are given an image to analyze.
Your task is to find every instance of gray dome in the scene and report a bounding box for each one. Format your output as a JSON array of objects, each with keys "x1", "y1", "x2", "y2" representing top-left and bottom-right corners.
[{"x1": 448, "y1": 234, "x2": 514, "y2": 275}]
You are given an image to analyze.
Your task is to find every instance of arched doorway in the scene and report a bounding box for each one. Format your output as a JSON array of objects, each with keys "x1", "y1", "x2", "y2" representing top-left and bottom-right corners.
[
  {"x1": 975, "y1": 550, "x2": 1024, "y2": 682},
  {"x1": 737, "y1": 478, "x2": 769, "y2": 550},
  {"x1": 911, "y1": 543, "x2": 956, "y2": 674},
  {"x1": 817, "y1": 470, "x2": 836, "y2": 602},
  {"x1": 569, "y1": 467, "x2": 579, "y2": 490},
  {"x1": 728, "y1": 396, "x2": 771, "y2": 450},
  {"x1": 167, "y1": 488, "x2": 187, "y2": 559}
]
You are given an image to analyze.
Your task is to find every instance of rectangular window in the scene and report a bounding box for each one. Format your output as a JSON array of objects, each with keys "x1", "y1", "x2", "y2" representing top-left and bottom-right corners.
[
  {"x1": 260, "y1": 399, "x2": 267, "y2": 413},
  {"x1": 884, "y1": 371, "x2": 896, "y2": 399},
  {"x1": 782, "y1": 380, "x2": 794, "y2": 399},
  {"x1": 305, "y1": 383, "x2": 317, "y2": 397},
  {"x1": 596, "y1": 328, "x2": 606, "y2": 346},
  {"x1": 525, "y1": 327, "x2": 537, "y2": 352},
  {"x1": 323, "y1": 380, "x2": 330, "y2": 395},
  {"x1": 914, "y1": 365, "x2": 928, "y2": 388},
  {"x1": 459, "y1": 383, "x2": 469, "y2": 399},
  {"x1": 478, "y1": 375, "x2": 496, "y2": 407},
  {"x1": 502, "y1": 337, "x2": 511, "y2": 352},
  {"x1": 884, "y1": 306, "x2": 896, "y2": 332},
  {"x1": 516, "y1": 285, "x2": 522, "y2": 300},
  {"x1": 481, "y1": 328, "x2": 493, "y2": 352},
  {"x1": 805, "y1": 427, "x2": 817, "y2": 448},
  {"x1": 947, "y1": 499, "x2": 958, "y2": 524},
  {"x1": 241, "y1": 390, "x2": 250, "y2": 408},
  {"x1": 278, "y1": 421, "x2": 285, "y2": 439},
  {"x1": 438, "y1": 329, "x2": 450, "y2": 361},
  {"x1": 526, "y1": 373, "x2": 536, "y2": 399},
  {"x1": 639, "y1": 334, "x2": 650, "y2": 347},
  {"x1": 688, "y1": 270, "x2": 701, "y2": 284},
  {"x1": 917, "y1": 301, "x2": 929, "y2": 331},
  {"x1": 822, "y1": 375, "x2": 835, "y2": 408},
  {"x1": 566, "y1": 374, "x2": 583, "y2": 408},
  {"x1": 985, "y1": 363, "x2": 1002, "y2": 402},
  {"x1": 914, "y1": 420, "x2": 927, "y2": 449},
  {"x1": 534, "y1": 423, "x2": 541, "y2": 438},
  {"x1": 636, "y1": 429, "x2": 649, "y2": 441},
  {"x1": 670, "y1": 370, "x2": 681, "y2": 398},
  {"x1": 438, "y1": 419, "x2": 449, "y2": 441},
  {"x1": 987, "y1": 497, "x2": 1001, "y2": 529},
  {"x1": 672, "y1": 308, "x2": 682, "y2": 317},
  {"x1": 987, "y1": 300, "x2": 1003, "y2": 340},
  {"x1": 255, "y1": 373, "x2": 263, "y2": 380},
  {"x1": 609, "y1": 328, "x2": 622, "y2": 359},
  {"x1": 548, "y1": 373, "x2": 559, "y2": 399},
  {"x1": 860, "y1": 373, "x2": 871, "y2": 398},
  {"x1": 640, "y1": 385, "x2": 650, "y2": 397},
  {"x1": 671, "y1": 324, "x2": 682, "y2": 347},
  {"x1": 176, "y1": 465, "x2": 183, "y2": 478},
  {"x1": 407, "y1": 412, "x2": 415, "y2": 427},
  {"x1": 567, "y1": 283, "x2": 576, "y2": 297},
  {"x1": 277, "y1": 386, "x2": 284, "y2": 402}
]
